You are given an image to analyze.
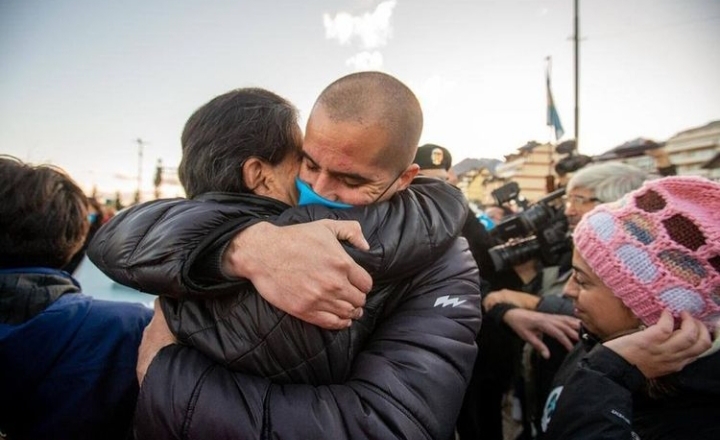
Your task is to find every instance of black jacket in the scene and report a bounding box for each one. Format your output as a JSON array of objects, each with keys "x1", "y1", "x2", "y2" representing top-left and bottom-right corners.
[
  {"x1": 89, "y1": 178, "x2": 483, "y2": 439},
  {"x1": 541, "y1": 331, "x2": 720, "y2": 440}
]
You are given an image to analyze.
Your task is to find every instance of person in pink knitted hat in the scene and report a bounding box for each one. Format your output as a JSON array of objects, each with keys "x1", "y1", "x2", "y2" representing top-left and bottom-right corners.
[{"x1": 540, "y1": 176, "x2": 720, "y2": 440}]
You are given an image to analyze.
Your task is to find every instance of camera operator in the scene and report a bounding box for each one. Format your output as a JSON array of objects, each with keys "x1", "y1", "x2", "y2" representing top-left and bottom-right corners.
[
  {"x1": 483, "y1": 162, "x2": 651, "y2": 437},
  {"x1": 468, "y1": 182, "x2": 577, "y2": 440}
]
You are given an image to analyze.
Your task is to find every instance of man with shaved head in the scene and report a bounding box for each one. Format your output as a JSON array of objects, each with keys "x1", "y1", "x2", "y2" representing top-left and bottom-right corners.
[
  {"x1": 298, "y1": 72, "x2": 424, "y2": 205},
  {"x1": 93, "y1": 72, "x2": 482, "y2": 439}
]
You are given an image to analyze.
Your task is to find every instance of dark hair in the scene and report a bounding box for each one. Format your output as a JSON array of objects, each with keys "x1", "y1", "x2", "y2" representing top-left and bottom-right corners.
[
  {"x1": 314, "y1": 71, "x2": 423, "y2": 173},
  {"x1": 179, "y1": 88, "x2": 302, "y2": 198},
  {"x1": 0, "y1": 156, "x2": 89, "y2": 269}
]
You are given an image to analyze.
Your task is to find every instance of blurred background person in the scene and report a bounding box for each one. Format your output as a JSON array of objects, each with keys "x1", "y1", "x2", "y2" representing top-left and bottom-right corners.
[
  {"x1": 0, "y1": 155, "x2": 152, "y2": 440},
  {"x1": 63, "y1": 196, "x2": 104, "y2": 274},
  {"x1": 484, "y1": 204, "x2": 512, "y2": 226}
]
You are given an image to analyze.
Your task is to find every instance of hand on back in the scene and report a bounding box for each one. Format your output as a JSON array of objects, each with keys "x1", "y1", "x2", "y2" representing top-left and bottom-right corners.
[{"x1": 222, "y1": 220, "x2": 373, "y2": 329}]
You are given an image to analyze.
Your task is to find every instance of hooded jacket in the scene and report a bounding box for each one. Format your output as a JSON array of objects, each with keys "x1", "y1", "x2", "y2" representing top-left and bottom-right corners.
[
  {"x1": 541, "y1": 330, "x2": 720, "y2": 439},
  {"x1": 89, "y1": 178, "x2": 483, "y2": 439},
  {"x1": 0, "y1": 269, "x2": 152, "y2": 440}
]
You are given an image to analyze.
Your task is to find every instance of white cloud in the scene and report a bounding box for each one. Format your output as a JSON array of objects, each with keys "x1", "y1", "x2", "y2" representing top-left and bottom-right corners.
[
  {"x1": 323, "y1": 0, "x2": 397, "y2": 49},
  {"x1": 323, "y1": 12, "x2": 355, "y2": 45},
  {"x1": 345, "y1": 51, "x2": 384, "y2": 70},
  {"x1": 412, "y1": 75, "x2": 458, "y2": 110}
]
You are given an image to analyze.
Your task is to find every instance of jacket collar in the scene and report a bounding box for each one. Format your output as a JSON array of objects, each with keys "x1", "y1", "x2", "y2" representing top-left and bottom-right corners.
[
  {"x1": 0, "y1": 268, "x2": 81, "y2": 325},
  {"x1": 194, "y1": 192, "x2": 290, "y2": 215}
]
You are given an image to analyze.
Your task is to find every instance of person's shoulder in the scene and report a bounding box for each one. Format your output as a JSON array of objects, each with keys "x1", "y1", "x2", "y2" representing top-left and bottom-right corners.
[
  {"x1": 402, "y1": 237, "x2": 480, "y2": 297},
  {"x1": 407, "y1": 177, "x2": 466, "y2": 205},
  {"x1": 84, "y1": 296, "x2": 153, "y2": 325}
]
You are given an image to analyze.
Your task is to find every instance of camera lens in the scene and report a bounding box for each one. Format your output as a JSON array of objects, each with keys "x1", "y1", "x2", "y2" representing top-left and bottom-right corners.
[{"x1": 488, "y1": 236, "x2": 541, "y2": 272}]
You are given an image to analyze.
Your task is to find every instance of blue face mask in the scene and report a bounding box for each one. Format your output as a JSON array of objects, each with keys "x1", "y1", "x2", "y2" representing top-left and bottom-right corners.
[{"x1": 295, "y1": 178, "x2": 353, "y2": 209}]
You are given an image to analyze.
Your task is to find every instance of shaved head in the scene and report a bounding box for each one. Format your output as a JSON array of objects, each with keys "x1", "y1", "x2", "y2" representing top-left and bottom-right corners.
[{"x1": 312, "y1": 71, "x2": 423, "y2": 173}]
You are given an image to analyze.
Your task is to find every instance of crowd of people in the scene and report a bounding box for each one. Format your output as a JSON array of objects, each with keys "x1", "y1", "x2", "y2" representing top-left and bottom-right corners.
[{"x1": 1, "y1": 71, "x2": 718, "y2": 440}]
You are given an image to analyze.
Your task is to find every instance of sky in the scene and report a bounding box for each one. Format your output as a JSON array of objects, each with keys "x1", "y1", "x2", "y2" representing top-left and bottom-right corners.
[{"x1": 2, "y1": 0, "x2": 719, "y2": 199}]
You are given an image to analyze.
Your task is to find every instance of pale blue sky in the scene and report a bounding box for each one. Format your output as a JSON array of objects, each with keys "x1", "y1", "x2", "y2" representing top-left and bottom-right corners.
[{"x1": 2, "y1": 0, "x2": 719, "y2": 197}]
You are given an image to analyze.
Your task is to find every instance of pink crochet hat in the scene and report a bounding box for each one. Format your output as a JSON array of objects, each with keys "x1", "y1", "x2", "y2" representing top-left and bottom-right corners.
[{"x1": 574, "y1": 176, "x2": 720, "y2": 332}]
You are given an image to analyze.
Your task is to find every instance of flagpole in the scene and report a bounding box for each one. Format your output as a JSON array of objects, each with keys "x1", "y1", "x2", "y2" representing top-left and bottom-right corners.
[{"x1": 574, "y1": 0, "x2": 580, "y2": 152}]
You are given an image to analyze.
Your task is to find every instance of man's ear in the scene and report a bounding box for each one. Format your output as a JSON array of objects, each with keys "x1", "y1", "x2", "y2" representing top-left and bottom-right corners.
[
  {"x1": 396, "y1": 163, "x2": 420, "y2": 191},
  {"x1": 242, "y1": 157, "x2": 266, "y2": 193}
]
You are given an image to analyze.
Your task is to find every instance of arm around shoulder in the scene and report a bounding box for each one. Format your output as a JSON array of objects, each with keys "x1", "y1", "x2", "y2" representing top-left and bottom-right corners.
[{"x1": 88, "y1": 196, "x2": 276, "y2": 297}]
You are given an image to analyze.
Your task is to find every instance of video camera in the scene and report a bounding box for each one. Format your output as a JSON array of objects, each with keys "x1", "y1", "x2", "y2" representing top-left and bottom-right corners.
[
  {"x1": 487, "y1": 184, "x2": 571, "y2": 272},
  {"x1": 554, "y1": 139, "x2": 593, "y2": 176}
]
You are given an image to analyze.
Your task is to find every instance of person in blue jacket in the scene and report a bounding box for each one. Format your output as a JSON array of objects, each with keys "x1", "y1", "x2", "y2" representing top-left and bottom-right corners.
[{"x1": 0, "y1": 155, "x2": 153, "y2": 440}]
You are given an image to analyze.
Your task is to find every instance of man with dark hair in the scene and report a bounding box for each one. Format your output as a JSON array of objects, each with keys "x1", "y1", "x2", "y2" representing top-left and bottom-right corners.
[
  {"x1": 0, "y1": 156, "x2": 152, "y2": 440},
  {"x1": 178, "y1": 87, "x2": 302, "y2": 200},
  {"x1": 91, "y1": 72, "x2": 482, "y2": 439}
]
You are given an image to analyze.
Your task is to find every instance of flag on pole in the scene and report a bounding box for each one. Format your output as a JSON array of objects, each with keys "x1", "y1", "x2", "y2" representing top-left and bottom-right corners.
[{"x1": 546, "y1": 58, "x2": 564, "y2": 141}]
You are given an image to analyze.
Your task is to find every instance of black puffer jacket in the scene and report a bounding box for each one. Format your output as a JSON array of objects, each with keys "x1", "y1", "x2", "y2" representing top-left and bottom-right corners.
[
  {"x1": 89, "y1": 178, "x2": 483, "y2": 440},
  {"x1": 90, "y1": 178, "x2": 471, "y2": 385},
  {"x1": 136, "y1": 237, "x2": 480, "y2": 440}
]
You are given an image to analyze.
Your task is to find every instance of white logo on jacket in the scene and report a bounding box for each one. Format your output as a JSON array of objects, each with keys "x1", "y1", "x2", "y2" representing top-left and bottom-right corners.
[
  {"x1": 541, "y1": 385, "x2": 563, "y2": 432},
  {"x1": 433, "y1": 295, "x2": 466, "y2": 308}
]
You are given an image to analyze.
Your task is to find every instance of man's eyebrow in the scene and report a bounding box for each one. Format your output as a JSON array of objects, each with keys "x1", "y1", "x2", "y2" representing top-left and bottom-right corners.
[{"x1": 301, "y1": 150, "x2": 372, "y2": 183}]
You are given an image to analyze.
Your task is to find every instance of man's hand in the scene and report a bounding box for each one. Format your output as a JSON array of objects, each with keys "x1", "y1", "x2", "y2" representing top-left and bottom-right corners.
[
  {"x1": 483, "y1": 289, "x2": 541, "y2": 311},
  {"x1": 603, "y1": 310, "x2": 712, "y2": 379},
  {"x1": 137, "y1": 299, "x2": 177, "y2": 386},
  {"x1": 222, "y1": 220, "x2": 373, "y2": 330},
  {"x1": 503, "y1": 309, "x2": 581, "y2": 359}
]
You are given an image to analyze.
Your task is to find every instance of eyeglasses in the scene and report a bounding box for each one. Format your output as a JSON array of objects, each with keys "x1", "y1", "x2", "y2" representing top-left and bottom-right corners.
[{"x1": 562, "y1": 194, "x2": 601, "y2": 207}]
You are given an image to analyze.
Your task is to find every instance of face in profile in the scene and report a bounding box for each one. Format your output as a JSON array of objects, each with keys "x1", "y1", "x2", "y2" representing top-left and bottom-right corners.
[
  {"x1": 267, "y1": 153, "x2": 302, "y2": 206},
  {"x1": 564, "y1": 249, "x2": 642, "y2": 340},
  {"x1": 564, "y1": 186, "x2": 600, "y2": 231}
]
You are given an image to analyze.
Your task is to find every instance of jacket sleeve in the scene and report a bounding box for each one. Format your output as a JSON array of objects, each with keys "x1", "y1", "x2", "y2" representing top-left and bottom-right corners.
[
  {"x1": 87, "y1": 197, "x2": 272, "y2": 297},
  {"x1": 543, "y1": 345, "x2": 645, "y2": 440},
  {"x1": 90, "y1": 178, "x2": 467, "y2": 295},
  {"x1": 136, "y1": 239, "x2": 482, "y2": 440},
  {"x1": 536, "y1": 295, "x2": 574, "y2": 316}
]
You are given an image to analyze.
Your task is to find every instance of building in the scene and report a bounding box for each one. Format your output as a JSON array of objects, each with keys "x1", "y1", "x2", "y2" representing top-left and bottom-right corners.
[
  {"x1": 593, "y1": 121, "x2": 720, "y2": 180},
  {"x1": 453, "y1": 142, "x2": 561, "y2": 206},
  {"x1": 454, "y1": 119, "x2": 720, "y2": 212},
  {"x1": 452, "y1": 158, "x2": 501, "y2": 205},
  {"x1": 664, "y1": 120, "x2": 720, "y2": 180}
]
